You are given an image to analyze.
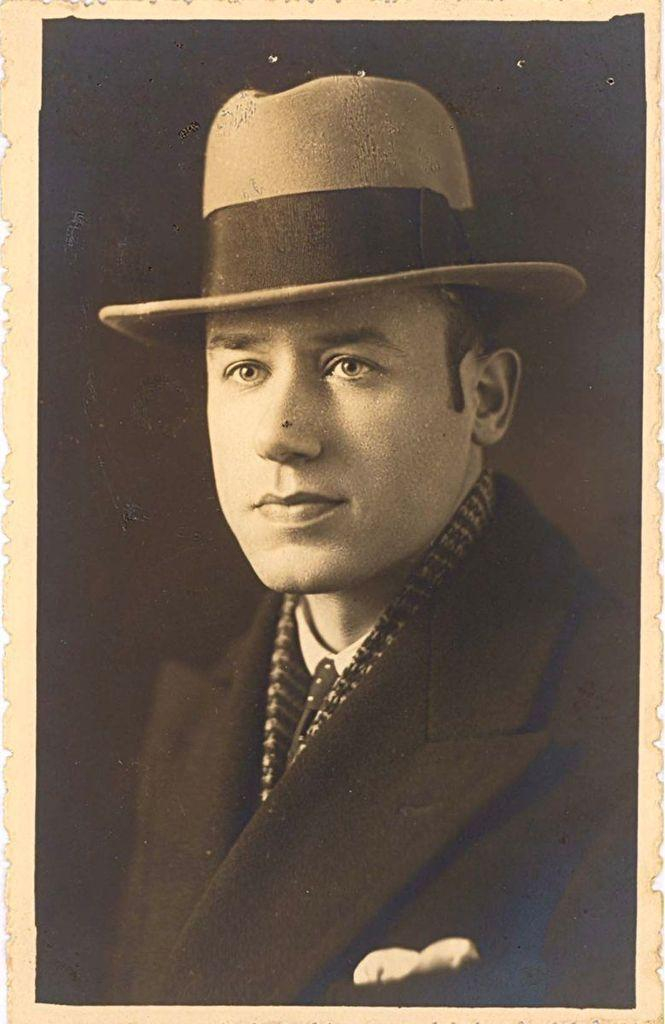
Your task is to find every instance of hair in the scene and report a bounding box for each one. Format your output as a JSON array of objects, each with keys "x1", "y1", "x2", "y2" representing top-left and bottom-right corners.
[{"x1": 433, "y1": 286, "x2": 502, "y2": 412}]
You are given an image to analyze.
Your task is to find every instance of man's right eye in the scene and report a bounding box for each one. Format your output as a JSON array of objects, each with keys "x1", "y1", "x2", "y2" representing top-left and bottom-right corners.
[{"x1": 224, "y1": 362, "x2": 267, "y2": 385}]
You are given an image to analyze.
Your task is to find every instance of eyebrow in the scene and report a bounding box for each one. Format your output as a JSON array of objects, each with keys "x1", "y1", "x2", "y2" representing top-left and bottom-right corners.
[
  {"x1": 312, "y1": 329, "x2": 398, "y2": 350},
  {"x1": 205, "y1": 327, "x2": 400, "y2": 353},
  {"x1": 206, "y1": 333, "x2": 267, "y2": 352}
]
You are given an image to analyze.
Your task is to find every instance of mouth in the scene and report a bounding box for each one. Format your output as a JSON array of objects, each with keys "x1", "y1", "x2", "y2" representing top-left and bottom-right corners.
[{"x1": 253, "y1": 491, "x2": 346, "y2": 525}]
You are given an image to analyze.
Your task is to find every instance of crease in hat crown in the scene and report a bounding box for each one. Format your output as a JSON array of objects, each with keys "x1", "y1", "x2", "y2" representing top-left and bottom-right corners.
[{"x1": 203, "y1": 75, "x2": 473, "y2": 216}]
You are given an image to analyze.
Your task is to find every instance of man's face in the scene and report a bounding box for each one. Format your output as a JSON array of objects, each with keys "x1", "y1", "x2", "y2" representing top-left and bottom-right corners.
[{"x1": 206, "y1": 285, "x2": 481, "y2": 594}]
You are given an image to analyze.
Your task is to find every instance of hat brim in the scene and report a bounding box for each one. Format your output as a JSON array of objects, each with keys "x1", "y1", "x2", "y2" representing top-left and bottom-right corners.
[{"x1": 98, "y1": 261, "x2": 586, "y2": 346}]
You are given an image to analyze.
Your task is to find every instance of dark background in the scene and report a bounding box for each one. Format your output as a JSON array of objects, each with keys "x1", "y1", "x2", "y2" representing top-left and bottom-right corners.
[{"x1": 38, "y1": 16, "x2": 645, "y2": 1002}]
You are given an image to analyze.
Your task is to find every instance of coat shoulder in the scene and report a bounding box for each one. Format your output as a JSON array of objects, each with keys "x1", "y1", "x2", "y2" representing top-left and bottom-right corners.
[
  {"x1": 141, "y1": 659, "x2": 227, "y2": 762},
  {"x1": 140, "y1": 591, "x2": 281, "y2": 766},
  {"x1": 463, "y1": 476, "x2": 638, "y2": 761},
  {"x1": 494, "y1": 478, "x2": 639, "y2": 791},
  {"x1": 548, "y1": 577, "x2": 639, "y2": 767}
]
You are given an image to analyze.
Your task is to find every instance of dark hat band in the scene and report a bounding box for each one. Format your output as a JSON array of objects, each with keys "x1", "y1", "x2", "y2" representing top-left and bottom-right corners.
[{"x1": 203, "y1": 187, "x2": 474, "y2": 297}]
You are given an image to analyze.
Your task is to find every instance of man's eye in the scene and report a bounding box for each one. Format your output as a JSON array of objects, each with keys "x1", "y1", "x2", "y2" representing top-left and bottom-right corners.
[
  {"x1": 225, "y1": 362, "x2": 266, "y2": 384},
  {"x1": 325, "y1": 357, "x2": 372, "y2": 381}
]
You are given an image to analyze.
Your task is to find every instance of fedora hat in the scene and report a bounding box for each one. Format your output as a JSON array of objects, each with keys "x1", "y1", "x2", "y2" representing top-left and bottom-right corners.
[{"x1": 98, "y1": 75, "x2": 586, "y2": 345}]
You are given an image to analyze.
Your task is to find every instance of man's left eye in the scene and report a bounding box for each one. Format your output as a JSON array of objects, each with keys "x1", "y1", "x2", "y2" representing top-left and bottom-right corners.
[{"x1": 325, "y1": 357, "x2": 372, "y2": 380}]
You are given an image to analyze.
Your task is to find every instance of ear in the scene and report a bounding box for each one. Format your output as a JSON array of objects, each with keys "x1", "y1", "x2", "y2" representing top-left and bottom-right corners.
[{"x1": 469, "y1": 348, "x2": 522, "y2": 447}]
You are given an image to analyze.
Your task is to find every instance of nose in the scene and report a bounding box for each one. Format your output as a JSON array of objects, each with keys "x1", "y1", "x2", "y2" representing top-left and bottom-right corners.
[{"x1": 253, "y1": 374, "x2": 323, "y2": 465}]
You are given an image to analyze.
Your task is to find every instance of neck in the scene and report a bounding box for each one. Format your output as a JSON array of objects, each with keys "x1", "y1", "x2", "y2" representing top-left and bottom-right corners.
[{"x1": 302, "y1": 554, "x2": 418, "y2": 653}]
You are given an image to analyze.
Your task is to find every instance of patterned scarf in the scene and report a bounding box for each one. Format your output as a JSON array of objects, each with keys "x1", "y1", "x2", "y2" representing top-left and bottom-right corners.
[{"x1": 261, "y1": 470, "x2": 495, "y2": 801}]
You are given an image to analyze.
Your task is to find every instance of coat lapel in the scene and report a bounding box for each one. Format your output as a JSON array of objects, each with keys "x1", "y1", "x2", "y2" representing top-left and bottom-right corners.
[
  {"x1": 119, "y1": 593, "x2": 283, "y2": 1003},
  {"x1": 164, "y1": 479, "x2": 585, "y2": 1005}
]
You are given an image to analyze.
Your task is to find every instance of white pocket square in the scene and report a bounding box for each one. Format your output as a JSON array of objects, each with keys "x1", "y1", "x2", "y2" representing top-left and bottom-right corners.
[{"x1": 353, "y1": 937, "x2": 480, "y2": 985}]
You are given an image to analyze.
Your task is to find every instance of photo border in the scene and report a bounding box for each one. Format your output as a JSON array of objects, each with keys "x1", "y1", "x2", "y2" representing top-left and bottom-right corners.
[{"x1": 2, "y1": 1, "x2": 661, "y2": 1020}]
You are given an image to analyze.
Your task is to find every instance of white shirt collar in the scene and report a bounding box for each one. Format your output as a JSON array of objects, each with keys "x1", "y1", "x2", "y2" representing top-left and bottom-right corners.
[{"x1": 295, "y1": 599, "x2": 369, "y2": 677}]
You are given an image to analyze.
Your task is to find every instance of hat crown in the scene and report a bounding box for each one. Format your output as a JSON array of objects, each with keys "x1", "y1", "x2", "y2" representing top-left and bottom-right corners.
[
  {"x1": 203, "y1": 75, "x2": 473, "y2": 217},
  {"x1": 99, "y1": 74, "x2": 586, "y2": 345}
]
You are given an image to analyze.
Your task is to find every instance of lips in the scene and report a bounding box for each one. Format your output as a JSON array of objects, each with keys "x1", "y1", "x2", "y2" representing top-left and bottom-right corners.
[{"x1": 254, "y1": 491, "x2": 345, "y2": 525}]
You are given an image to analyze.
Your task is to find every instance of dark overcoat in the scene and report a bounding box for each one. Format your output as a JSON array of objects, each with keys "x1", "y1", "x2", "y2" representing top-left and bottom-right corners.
[{"x1": 107, "y1": 476, "x2": 638, "y2": 1007}]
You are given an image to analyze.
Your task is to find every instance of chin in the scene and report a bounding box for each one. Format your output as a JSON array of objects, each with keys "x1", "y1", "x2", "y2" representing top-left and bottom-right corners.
[{"x1": 245, "y1": 546, "x2": 363, "y2": 595}]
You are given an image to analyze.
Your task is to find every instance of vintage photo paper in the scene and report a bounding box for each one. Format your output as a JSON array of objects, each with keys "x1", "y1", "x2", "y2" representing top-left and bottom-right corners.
[{"x1": 2, "y1": 1, "x2": 662, "y2": 1021}]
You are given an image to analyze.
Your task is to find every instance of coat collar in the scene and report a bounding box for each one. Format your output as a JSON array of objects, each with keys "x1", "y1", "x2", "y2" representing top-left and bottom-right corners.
[
  {"x1": 164, "y1": 476, "x2": 586, "y2": 1004},
  {"x1": 206, "y1": 592, "x2": 282, "y2": 857}
]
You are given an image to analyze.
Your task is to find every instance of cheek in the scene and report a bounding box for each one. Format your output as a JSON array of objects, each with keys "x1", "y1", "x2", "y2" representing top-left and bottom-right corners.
[
  {"x1": 352, "y1": 390, "x2": 467, "y2": 485},
  {"x1": 206, "y1": 397, "x2": 247, "y2": 496}
]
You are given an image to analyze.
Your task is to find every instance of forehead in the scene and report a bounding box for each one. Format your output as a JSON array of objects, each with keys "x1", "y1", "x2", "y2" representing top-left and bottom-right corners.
[{"x1": 205, "y1": 284, "x2": 446, "y2": 344}]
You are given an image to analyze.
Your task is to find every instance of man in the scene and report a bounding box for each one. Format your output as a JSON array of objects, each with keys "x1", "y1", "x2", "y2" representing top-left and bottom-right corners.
[{"x1": 99, "y1": 75, "x2": 637, "y2": 1006}]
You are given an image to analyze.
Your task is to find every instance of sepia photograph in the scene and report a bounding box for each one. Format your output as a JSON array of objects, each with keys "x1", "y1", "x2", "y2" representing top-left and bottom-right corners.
[{"x1": 1, "y1": 3, "x2": 661, "y2": 1021}]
